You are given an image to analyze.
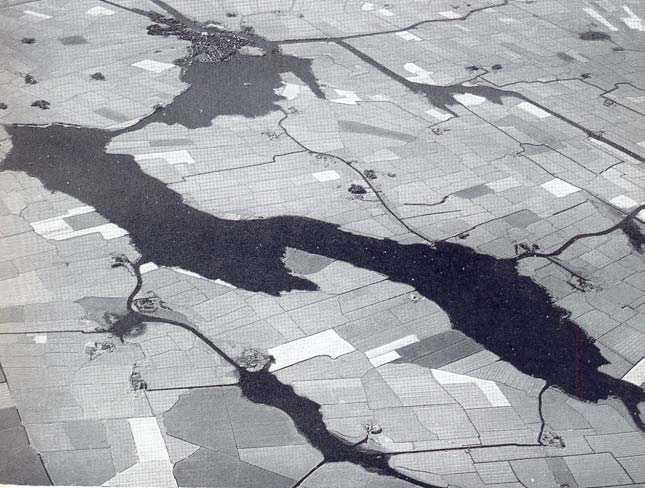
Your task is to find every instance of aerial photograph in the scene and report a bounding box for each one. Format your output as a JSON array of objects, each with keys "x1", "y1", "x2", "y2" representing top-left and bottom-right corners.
[{"x1": 0, "y1": 0, "x2": 644, "y2": 486}]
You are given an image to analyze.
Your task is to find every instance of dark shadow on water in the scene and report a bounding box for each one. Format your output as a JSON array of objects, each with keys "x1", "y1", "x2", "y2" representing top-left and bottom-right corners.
[{"x1": 3, "y1": 122, "x2": 644, "y2": 430}]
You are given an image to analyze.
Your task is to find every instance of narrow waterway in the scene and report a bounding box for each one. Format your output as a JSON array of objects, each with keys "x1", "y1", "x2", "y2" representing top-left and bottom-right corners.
[{"x1": 110, "y1": 263, "x2": 439, "y2": 487}]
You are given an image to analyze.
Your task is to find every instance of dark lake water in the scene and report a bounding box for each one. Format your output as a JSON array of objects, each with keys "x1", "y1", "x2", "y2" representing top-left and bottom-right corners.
[
  {"x1": 4, "y1": 118, "x2": 643, "y2": 431},
  {"x1": 1, "y1": 12, "x2": 642, "y2": 485}
]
